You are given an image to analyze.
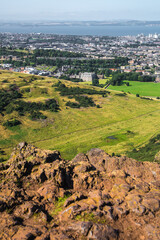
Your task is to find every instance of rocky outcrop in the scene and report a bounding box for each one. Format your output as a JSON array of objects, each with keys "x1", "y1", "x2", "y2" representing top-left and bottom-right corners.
[{"x1": 0, "y1": 143, "x2": 160, "y2": 239}]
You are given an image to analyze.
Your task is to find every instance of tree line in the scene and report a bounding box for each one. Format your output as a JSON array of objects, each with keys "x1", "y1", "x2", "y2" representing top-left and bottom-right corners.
[
  {"x1": 33, "y1": 49, "x2": 85, "y2": 58},
  {"x1": 4, "y1": 55, "x2": 128, "y2": 73},
  {"x1": 110, "y1": 72, "x2": 155, "y2": 86}
]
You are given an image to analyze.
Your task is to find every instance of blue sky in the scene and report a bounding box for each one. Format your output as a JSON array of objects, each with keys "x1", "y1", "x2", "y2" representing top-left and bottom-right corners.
[{"x1": 1, "y1": 0, "x2": 160, "y2": 21}]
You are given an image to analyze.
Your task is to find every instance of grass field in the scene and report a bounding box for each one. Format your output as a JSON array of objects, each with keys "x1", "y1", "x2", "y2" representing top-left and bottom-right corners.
[
  {"x1": 108, "y1": 81, "x2": 160, "y2": 98},
  {"x1": 1, "y1": 71, "x2": 160, "y2": 162},
  {"x1": 36, "y1": 65, "x2": 57, "y2": 72}
]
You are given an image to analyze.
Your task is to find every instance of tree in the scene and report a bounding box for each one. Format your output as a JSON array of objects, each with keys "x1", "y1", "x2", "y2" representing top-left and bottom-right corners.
[
  {"x1": 105, "y1": 68, "x2": 112, "y2": 77},
  {"x1": 92, "y1": 77, "x2": 99, "y2": 86}
]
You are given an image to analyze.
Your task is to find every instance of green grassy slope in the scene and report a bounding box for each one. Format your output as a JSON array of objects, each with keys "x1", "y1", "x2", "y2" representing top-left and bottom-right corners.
[
  {"x1": 108, "y1": 81, "x2": 160, "y2": 98},
  {"x1": 1, "y1": 71, "x2": 160, "y2": 161}
]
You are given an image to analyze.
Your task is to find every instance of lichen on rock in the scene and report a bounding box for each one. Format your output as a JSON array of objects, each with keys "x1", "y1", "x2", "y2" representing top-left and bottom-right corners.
[{"x1": 0, "y1": 144, "x2": 159, "y2": 240}]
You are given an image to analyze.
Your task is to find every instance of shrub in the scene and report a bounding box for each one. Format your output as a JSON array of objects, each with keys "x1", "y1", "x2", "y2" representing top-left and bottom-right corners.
[
  {"x1": 2, "y1": 79, "x2": 8, "y2": 83},
  {"x1": 54, "y1": 82, "x2": 106, "y2": 96},
  {"x1": 140, "y1": 97, "x2": 152, "y2": 101},
  {"x1": 3, "y1": 119, "x2": 21, "y2": 127},
  {"x1": 74, "y1": 96, "x2": 96, "y2": 107},
  {"x1": 14, "y1": 98, "x2": 59, "y2": 115},
  {"x1": 44, "y1": 99, "x2": 59, "y2": 112},
  {"x1": 66, "y1": 96, "x2": 96, "y2": 108},
  {"x1": 29, "y1": 111, "x2": 47, "y2": 120},
  {"x1": 0, "y1": 158, "x2": 5, "y2": 163},
  {"x1": 66, "y1": 101, "x2": 80, "y2": 108},
  {"x1": 21, "y1": 88, "x2": 30, "y2": 93},
  {"x1": 5, "y1": 104, "x2": 15, "y2": 114},
  {"x1": 0, "y1": 89, "x2": 22, "y2": 113},
  {"x1": 115, "y1": 93, "x2": 126, "y2": 97}
]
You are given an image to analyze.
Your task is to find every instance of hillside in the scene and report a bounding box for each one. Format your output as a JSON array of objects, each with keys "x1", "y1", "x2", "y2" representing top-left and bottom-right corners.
[
  {"x1": 0, "y1": 143, "x2": 159, "y2": 239},
  {"x1": 1, "y1": 70, "x2": 160, "y2": 161}
]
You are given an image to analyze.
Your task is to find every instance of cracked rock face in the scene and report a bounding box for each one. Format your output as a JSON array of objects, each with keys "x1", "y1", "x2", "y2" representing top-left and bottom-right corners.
[{"x1": 0, "y1": 143, "x2": 160, "y2": 240}]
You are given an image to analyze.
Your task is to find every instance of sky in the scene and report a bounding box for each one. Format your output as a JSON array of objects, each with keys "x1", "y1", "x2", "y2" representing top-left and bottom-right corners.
[{"x1": 1, "y1": 0, "x2": 160, "y2": 21}]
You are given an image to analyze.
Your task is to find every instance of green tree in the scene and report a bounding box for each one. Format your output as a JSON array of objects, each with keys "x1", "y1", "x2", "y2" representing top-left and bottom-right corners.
[{"x1": 92, "y1": 78, "x2": 99, "y2": 86}]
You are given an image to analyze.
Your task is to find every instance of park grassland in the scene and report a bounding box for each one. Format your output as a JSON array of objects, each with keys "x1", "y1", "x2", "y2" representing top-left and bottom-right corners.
[
  {"x1": 108, "y1": 80, "x2": 160, "y2": 98},
  {"x1": 1, "y1": 70, "x2": 160, "y2": 161}
]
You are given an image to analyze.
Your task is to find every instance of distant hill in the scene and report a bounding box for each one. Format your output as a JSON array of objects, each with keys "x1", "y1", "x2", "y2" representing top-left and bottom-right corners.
[{"x1": 2, "y1": 20, "x2": 160, "y2": 27}]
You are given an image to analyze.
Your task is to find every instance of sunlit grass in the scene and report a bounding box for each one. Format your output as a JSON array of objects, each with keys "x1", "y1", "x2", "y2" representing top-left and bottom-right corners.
[
  {"x1": 108, "y1": 80, "x2": 160, "y2": 97},
  {"x1": 1, "y1": 71, "x2": 160, "y2": 161}
]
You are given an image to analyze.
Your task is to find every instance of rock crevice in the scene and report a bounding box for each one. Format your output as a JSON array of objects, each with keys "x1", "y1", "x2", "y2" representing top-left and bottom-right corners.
[{"x1": 0, "y1": 143, "x2": 160, "y2": 239}]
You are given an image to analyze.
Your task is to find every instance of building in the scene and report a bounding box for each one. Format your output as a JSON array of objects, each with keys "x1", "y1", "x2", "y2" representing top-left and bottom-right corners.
[
  {"x1": 155, "y1": 75, "x2": 160, "y2": 83},
  {"x1": 80, "y1": 72, "x2": 96, "y2": 82}
]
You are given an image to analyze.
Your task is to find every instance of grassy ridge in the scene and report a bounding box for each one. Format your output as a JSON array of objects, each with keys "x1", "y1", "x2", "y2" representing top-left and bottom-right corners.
[{"x1": 1, "y1": 71, "x2": 160, "y2": 161}]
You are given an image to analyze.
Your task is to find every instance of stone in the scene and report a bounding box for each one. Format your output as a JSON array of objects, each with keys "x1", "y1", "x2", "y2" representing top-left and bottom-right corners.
[
  {"x1": 67, "y1": 221, "x2": 93, "y2": 236},
  {"x1": 59, "y1": 205, "x2": 80, "y2": 221},
  {"x1": 142, "y1": 198, "x2": 160, "y2": 212},
  {"x1": 132, "y1": 205, "x2": 146, "y2": 216},
  {"x1": 134, "y1": 182, "x2": 150, "y2": 194},
  {"x1": 14, "y1": 201, "x2": 39, "y2": 218},
  {"x1": 86, "y1": 148, "x2": 108, "y2": 171},
  {"x1": 35, "y1": 233, "x2": 50, "y2": 240},
  {"x1": 150, "y1": 180, "x2": 160, "y2": 189},
  {"x1": 50, "y1": 233, "x2": 70, "y2": 240},
  {"x1": 144, "y1": 224, "x2": 160, "y2": 240},
  {"x1": 110, "y1": 184, "x2": 131, "y2": 200},
  {"x1": 109, "y1": 169, "x2": 127, "y2": 178},
  {"x1": 87, "y1": 224, "x2": 119, "y2": 240},
  {"x1": 18, "y1": 142, "x2": 27, "y2": 150},
  {"x1": 37, "y1": 183, "x2": 57, "y2": 201},
  {"x1": 12, "y1": 226, "x2": 42, "y2": 240},
  {"x1": 71, "y1": 153, "x2": 89, "y2": 164}
]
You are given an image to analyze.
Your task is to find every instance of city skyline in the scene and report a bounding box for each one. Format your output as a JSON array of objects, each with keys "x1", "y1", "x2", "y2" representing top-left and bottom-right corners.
[{"x1": 1, "y1": 0, "x2": 160, "y2": 21}]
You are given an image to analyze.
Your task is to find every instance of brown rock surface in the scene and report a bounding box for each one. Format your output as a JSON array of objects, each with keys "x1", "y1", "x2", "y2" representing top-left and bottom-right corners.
[{"x1": 0, "y1": 144, "x2": 160, "y2": 240}]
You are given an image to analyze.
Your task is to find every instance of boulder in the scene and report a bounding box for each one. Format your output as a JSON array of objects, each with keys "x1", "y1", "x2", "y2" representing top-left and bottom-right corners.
[
  {"x1": 86, "y1": 148, "x2": 108, "y2": 171},
  {"x1": 87, "y1": 224, "x2": 119, "y2": 240},
  {"x1": 142, "y1": 198, "x2": 160, "y2": 212},
  {"x1": 144, "y1": 224, "x2": 160, "y2": 240},
  {"x1": 12, "y1": 226, "x2": 42, "y2": 240},
  {"x1": 67, "y1": 221, "x2": 93, "y2": 236}
]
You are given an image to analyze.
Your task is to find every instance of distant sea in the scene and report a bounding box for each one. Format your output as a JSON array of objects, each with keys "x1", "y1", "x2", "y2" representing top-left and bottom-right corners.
[{"x1": 0, "y1": 25, "x2": 160, "y2": 36}]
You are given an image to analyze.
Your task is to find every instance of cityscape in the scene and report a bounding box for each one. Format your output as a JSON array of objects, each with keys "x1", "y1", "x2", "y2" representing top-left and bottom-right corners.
[{"x1": 1, "y1": 32, "x2": 160, "y2": 82}]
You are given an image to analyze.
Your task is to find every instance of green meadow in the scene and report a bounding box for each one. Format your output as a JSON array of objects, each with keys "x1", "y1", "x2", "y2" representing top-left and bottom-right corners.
[
  {"x1": 1, "y1": 71, "x2": 160, "y2": 162},
  {"x1": 108, "y1": 81, "x2": 160, "y2": 98}
]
